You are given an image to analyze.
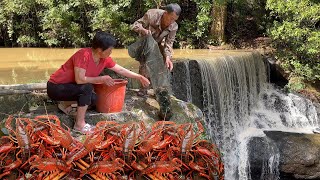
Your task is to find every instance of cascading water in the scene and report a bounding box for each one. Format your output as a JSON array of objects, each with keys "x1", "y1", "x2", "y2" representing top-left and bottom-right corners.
[{"x1": 191, "y1": 51, "x2": 320, "y2": 180}]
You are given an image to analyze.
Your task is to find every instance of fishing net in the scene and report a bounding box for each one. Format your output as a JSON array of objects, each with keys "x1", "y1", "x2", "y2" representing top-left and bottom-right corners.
[
  {"x1": 128, "y1": 35, "x2": 172, "y2": 120},
  {"x1": 128, "y1": 34, "x2": 171, "y2": 93}
]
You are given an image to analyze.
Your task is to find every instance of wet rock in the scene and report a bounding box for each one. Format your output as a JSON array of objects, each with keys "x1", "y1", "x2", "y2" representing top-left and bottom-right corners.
[
  {"x1": 0, "y1": 87, "x2": 204, "y2": 134},
  {"x1": 249, "y1": 136, "x2": 280, "y2": 180},
  {"x1": 145, "y1": 97, "x2": 160, "y2": 109},
  {"x1": 171, "y1": 60, "x2": 204, "y2": 110},
  {"x1": 266, "y1": 58, "x2": 288, "y2": 88},
  {"x1": 170, "y1": 61, "x2": 189, "y2": 101},
  {"x1": 155, "y1": 87, "x2": 172, "y2": 120},
  {"x1": 0, "y1": 92, "x2": 50, "y2": 119},
  {"x1": 249, "y1": 131, "x2": 320, "y2": 180}
]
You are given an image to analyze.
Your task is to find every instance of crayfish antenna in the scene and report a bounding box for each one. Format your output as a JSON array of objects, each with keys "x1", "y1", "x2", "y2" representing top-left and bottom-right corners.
[
  {"x1": 17, "y1": 101, "x2": 28, "y2": 119},
  {"x1": 44, "y1": 101, "x2": 48, "y2": 115}
]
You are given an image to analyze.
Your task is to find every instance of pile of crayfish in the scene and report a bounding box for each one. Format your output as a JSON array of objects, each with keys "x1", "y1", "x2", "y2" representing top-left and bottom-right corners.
[{"x1": 0, "y1": 115, "x2": 224, "y2": 180}]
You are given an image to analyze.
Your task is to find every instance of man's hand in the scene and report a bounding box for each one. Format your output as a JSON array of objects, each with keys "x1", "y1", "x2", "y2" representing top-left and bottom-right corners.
[
  {"x1": 100, "y1": 75, "x2": 115, "y2": 86},
  {"x1": 141, "y1": 28, "x2": 151, "y2": 36},
  {"x1": 165, "y1": 56, "x2": 173, "y2": 71},
  {"x1": 139, "y1": 75, "x2": 150, "y2": 87}
]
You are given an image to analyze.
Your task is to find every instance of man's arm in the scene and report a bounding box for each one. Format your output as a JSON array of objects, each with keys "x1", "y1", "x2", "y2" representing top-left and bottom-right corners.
[
  {"x1": 164, "y1": 29, "x2": 177, "y2": 71},
  {"x1": 132, "y1": 11, "x2": 151, "y2": 36},
  {"x1": 164, "y1": 29, "x2": 177, "y2": 59}
]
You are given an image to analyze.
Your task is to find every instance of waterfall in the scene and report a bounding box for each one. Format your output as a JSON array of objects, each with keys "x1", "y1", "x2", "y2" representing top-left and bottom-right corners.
[{"x1": 191, "y1": 51, "x2": 320, "y2": 180}]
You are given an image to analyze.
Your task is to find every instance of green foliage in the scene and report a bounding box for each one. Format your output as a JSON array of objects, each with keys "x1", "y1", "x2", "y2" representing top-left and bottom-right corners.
[
  {"x1": 174, "y1": 0, "x2": 214, "y2": 47},
  {"x1": 0, "y1": 0, "x2": 40, "y2": 46},
  {"x1": 267, "y1": 0, "x2": 320, "y2": 82},
  {"x1": 17, "y1": 35, "x2": 36, "y2": 47},
  {"x1": 285, "y1": 77, "x2": 306, "y2": 92},
  {"x1": 0, "y1": 0, "x2": 215, "y2": 48},
  {"x1": 192, "y1": 0, "x2": 212, "y2": 39}
]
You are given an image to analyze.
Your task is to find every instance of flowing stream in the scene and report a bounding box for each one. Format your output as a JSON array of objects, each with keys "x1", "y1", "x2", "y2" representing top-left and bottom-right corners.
[
  {"x1": 191, "y1": 52, "x2": 319, "y2": 179},
  {"x1": 0, "y1": 48, "x2": 247, "y2": 85},
  {"x1": 1, "y1": 48, "x2": 319, "y2": 179}
]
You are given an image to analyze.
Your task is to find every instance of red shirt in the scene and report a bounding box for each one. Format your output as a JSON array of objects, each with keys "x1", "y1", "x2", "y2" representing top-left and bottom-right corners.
[{"x1": 49, "y1": 48, "x2": 116, "y2": 84}]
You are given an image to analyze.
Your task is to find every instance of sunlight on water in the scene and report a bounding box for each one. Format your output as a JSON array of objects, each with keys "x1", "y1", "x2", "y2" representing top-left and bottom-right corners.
[
  {"x1": 0, "y1": 48, "x2": 139, "y2": 84},
  {"x1": 198, "y1": 52, "x2": 268, "y2": 179},
  {"x1": 1, "y1": 48, "x2": 319, "y2": 179},
  {"x1": 236, "y1": 85, "x2": 318, "y2": 180},
  {"x1": 0, "y1": 48, "x2": 252, "y2": 85},
  {"x1": 195, "y1": 52, "x2": 319, "y2": 180}
]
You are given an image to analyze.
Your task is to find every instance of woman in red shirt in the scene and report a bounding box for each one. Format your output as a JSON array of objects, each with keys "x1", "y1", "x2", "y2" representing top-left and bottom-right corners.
[{"x1": 47, "y1": 31, "x2": 150, "y2": 133}]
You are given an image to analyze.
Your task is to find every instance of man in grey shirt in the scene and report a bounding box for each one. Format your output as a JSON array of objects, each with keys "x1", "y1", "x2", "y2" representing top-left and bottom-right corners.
[{"x1": 129, "y1": 3, "x2": 181, "y2": 120}]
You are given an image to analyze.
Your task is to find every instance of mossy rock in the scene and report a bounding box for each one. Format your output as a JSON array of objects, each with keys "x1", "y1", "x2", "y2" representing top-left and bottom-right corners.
[{"x1": 0, "y1": 89, "x2": 205, "y2": 137}]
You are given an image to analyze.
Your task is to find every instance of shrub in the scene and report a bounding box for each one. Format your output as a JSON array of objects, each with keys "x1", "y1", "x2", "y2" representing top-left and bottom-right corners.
[{"x1": 267, "y1": 0, "x2": 320, "y2": 82}]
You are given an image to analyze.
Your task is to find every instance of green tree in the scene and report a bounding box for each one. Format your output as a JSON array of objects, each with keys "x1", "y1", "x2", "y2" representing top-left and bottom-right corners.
[
  {"x1": 0, "y1": 0, "x2": 217, "y2": 48},
  {"x1": 0, "y1": 0, "x2": 40, "y2": 46},
  {"x1": 267, "y1": 0, "x2": 320, "y2": 82}
]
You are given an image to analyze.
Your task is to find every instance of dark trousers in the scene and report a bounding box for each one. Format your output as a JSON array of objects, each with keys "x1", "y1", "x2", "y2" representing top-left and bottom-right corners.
[
  {"x1": 47, "y1": 81, "x2": 97, "y2": 107},
  {"x1": 128, "y1": 35, "x2": 172, "y2": 120},
  {"x1": 128, "y1": 34, "x2": 171, "y2": 93}
]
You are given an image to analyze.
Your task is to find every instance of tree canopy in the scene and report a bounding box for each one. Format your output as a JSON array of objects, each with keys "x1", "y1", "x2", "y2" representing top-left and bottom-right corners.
[
  {"x1": 0, "y1": 0, "x2": 215, "y2": 48},
  {"x1": 0, "y1": 0, "x2": 319, "y2": 86},
  {"x1": 267, "y1": 0, "x2": 320, "y2": 83}
]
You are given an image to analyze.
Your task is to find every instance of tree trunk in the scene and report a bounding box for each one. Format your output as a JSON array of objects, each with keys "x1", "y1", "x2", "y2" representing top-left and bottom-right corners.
[
  {"x1": 210, "y1": 2, "x2": 227, "y2": 44},
  {"x1": 0, "y1": 89, "x2": 32, "y2": 95},
  {"x1": 0, "y1": 83, "x2": 47, "y2": 95},
  {"x1": 0, "y1": 83, "x2": 47, "y2": 90},
  {"x1": 154, "y1": 0, "x2": 162, "y2": 9}
]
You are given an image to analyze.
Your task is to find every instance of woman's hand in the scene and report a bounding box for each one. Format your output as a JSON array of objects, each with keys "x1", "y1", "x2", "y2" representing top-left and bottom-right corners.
[
  {"x1": 108, "y1": 64, "x2": 150, "y2": 87},
  {"x1": 139, "y1": 75, "x2": 150, "y2": 87},
  {"x1": 100, "y1": 75, "x2": 115, "y2": 86}
]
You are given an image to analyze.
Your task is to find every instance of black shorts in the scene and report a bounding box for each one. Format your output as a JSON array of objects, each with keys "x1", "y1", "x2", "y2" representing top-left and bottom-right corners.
[{"x1": 47, "y1": 81, "x2": 97, "y2": 107}]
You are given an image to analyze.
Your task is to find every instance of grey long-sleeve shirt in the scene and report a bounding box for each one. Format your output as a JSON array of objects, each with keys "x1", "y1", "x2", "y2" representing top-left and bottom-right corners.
[{"x1": 131, "y1": 9, "x2": 178, "y2": 59}]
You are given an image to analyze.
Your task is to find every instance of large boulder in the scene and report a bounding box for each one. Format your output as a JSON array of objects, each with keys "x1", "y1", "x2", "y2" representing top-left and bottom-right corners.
[
  {"x1": 83, "y1": 89, "x2": 204, "y2": 128},
  {"x1": 249, "y1": 131, "x2": 320, "y2": 179},
  {"x1": 0, "y1": 84, "x2": 221, "y2": 180},
  {"x1": 170, "y1": 60, "x2": 204, "y2": 110},
  {"x1": 0, "y1": 86, "x2": 204, "y2": 134}
]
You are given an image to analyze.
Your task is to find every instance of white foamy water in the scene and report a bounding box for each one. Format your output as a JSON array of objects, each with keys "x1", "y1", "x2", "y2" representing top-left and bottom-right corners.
[
  {"x1": 193, "y1": 51, "x2": 319, "y2": 180},
  {"x1": 236, "y1": 85, "x2": 318, "y2": 180}
]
